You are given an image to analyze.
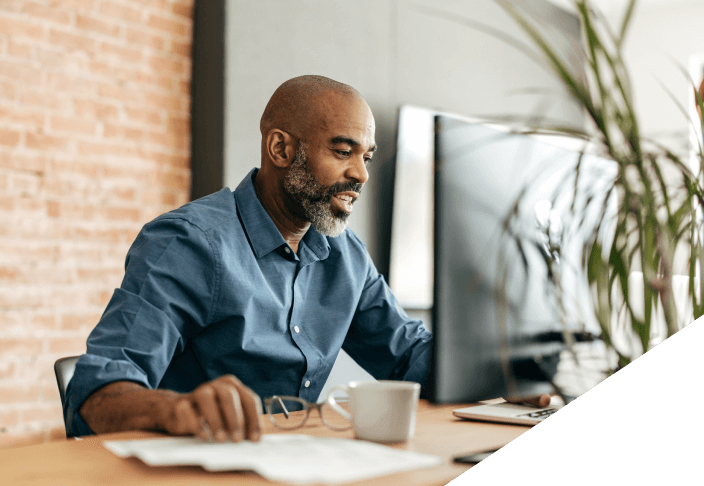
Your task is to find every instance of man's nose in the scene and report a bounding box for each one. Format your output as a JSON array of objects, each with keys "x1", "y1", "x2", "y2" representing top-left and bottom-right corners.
[{"x1": 346, "y1": 155, "x2": 369, "y2": 185}]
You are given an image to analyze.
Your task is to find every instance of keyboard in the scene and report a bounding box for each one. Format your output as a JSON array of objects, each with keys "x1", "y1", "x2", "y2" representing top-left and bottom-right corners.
[{"x1": 517, "y1": 408, "x2": 557, "y2": 420}]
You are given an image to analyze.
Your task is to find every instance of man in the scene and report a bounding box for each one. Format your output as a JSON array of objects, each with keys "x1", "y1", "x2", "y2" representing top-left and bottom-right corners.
[{"x1": 64, "y1": 75, "x2": 432, "y2": 442}]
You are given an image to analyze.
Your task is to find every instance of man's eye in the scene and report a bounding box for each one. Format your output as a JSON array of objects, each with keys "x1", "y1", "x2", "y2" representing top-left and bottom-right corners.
[
  {"x1": 364, "y1": 157, "x2": 373, "y2": 165},
  {"x1": 337, "y1": 150, "x2": 351, "y2": 157}
]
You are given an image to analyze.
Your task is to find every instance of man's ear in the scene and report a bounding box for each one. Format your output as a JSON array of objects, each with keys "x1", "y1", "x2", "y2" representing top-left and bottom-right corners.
[{"x1": 265, "y1": 129, "x2": 296, "y2": 168}]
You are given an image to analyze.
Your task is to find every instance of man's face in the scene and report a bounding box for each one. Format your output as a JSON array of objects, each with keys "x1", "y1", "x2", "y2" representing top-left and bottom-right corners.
[{"x1": 283, "y1": 94, "x2": 376, "y2": 237}]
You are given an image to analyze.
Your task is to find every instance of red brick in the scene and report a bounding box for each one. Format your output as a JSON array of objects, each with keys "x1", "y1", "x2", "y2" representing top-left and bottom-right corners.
[
  {"x1": 43, "y1": 384, "x2": 62, "y2": 403},
  {"x1": 143, "y1": 91, "x2": 182, "y2": 111},
  {"x1": 159, "y1": 170, "x2": 190, "y2": 190},
  {"x1": 24, "y1": 1, "x2": 73, "y2": 25},
  {"x1": 99, "y1": 41, "x2": 142, "y2": 64},
  {"x1": 0, "y1": 410, "x2": 20, "y2": 428},
  {"x1": 147, "y1": 130, "x2": 189, "y2": 150},
  {"x1": 50, "y1": 116, "x2": 98, "y2": 136},
  {"x1": 21, "y1": 405, "x2": 63, "y2": 424},
  {"x1": 149, "y1": 151, "x2": 189, "y2": 168},
  {"x1": 0, "y1": 60, "x2": 43, "y2": 84},
  {"x1": 9, "y1": 172, "x2": 41, "y2": 194},
  {"x1": 104, "y1": 124, "x2": 146, "y2": 143},
  {"x1": 100, "y1": 1, "x2": 143, "y2": 23},
  {"x1": 46, "y1": 72, "x2": 97, "y2": 96},
  {"x1": 103, "y1": 206, "x2": 141, "y2": 222},
  {"x1": 130, "y1": 0, "x2": 166, "y2": 9},
  {"x1": 47, "y1": 201, "x2": 96, "y2": 219},
  {"x1": 59, "y1": 313, "x2": 101, "y2": 330},
  {"x1": 0, "y1": 0, "x2": 23, "y2": 13},
  {"x1": 169, "y1": 39, "x2": 191, "y2": 57},
  {"x1": 160, "y1": 191, "x2": 176, "y2": 206},
  {"x1": 50, "y1": 0, "x2": 95, "y2": 10},
  {"x1": 18, "y1": 90, "x2": 71, "y2": 111},
  {"x1": 148, "y1": 53, "x2": 187, "y2": 75},
  {"x1": 0, "y1": 0, "x2": 193, "y2": 446},
  {"x1": 33, "y1": 314, "x2": 58, "y2": 329},
  {"x1": 46, "y1": 200, "x2": 60, "y2": 218},
  {"x1": 0, "y1": 17, "x2": 44, "y2": 40},
  {"x1": 0, "y1": 128, "x2": 21, "y2": 147},
  {"x1": 0, "y1": 243, "x2": 56, "y2": 262},
  {"x1": 0, "y1": 80, "x2": 15, "y2": 100},
  {"x1": 113, "y1": 186, "x2": 137, "y2": 201},
  {"x1": 0, "y1": 339, "x2": 43, "y2": 356},
  {"x1": 171, "y1": 1, "x2": 193, "y2": 19},
  {"x1": 0, "y1": 194, "x2": 16, "y2": 211},
  {"x1": 179, "y1": 80, "x2": 190, "y2": 96},
  {"x1": 147, "y1": 13, "x2": 188, "y2": 37},
  {"x1": 25, "y1": 133, "x2": 70, "y2": 152},
  {"x1": 125, "y1": 107, "x2": 162, "y2": 126},
  {"x1": 0, "y1": 266, "x2": 21, "y2": 283},
  {"x1": 0, "y1": 384, "x2": 40, "y2": 404},
  {"x1": 78, "y1": 141, "x2": 148, "y2": 160},
  {"x1": 0, "y1": 361, "x2": 16, "y2": 379},
  {"x1": 156, "y1": 75, "x2": 172, "y2": 91},
  {"x1": 73, "y1": 99, "x2": 120, "y2": 120},
  {"x1": 76, "y1": 267, "x2": 124, "y2": 283},
  {"x1": 0, "y1": 105, "x2": 45, "y2": 128},
  {"x1": 98, "y1": 82, "x2": 135, "y2": 102},
  {"x1": 125, "y1": 28, "x2": 165, "y2": 50},
  {"x1": 167, "y1": 116, "x2": 190, "y2": 135},
  {"x1": 0, "y1": 152, "x2": 48, "y2": 175},
  {"x1": 8, "y1": 41, "x2": 33, "y2": 60},
  {"x1": 17, "y1": 196, "x2": 46, "y2": 215},
  {"x1": 76, "y1": 14, "x2": 121, "y2": 37},
  {"x1": 48, "y1": 29, "x2": 97, "y2": 55}
]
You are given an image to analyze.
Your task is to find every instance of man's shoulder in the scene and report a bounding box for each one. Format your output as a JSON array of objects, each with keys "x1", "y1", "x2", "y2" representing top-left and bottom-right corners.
[{"x1": 151, "y1": 188, "x2": 239, "y2": 234}]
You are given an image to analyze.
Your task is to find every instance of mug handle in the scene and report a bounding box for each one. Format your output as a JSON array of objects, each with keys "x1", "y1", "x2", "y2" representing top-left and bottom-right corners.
[{"x1": 325, "y1": 384, "x2": 352, "y2": 421}]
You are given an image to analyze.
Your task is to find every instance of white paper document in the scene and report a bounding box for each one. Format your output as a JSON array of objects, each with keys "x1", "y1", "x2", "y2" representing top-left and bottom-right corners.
[{"x1": 103, "y1": 434, "x2": 442, "y2": 484}]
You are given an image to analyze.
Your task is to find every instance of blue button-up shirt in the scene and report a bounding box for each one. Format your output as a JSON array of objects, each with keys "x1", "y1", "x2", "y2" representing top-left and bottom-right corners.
[{"x1": 64, "y1": 168, "x2": 432, "y2": 437}]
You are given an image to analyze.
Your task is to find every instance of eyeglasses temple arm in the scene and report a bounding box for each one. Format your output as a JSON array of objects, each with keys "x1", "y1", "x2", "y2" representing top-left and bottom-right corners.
[{"x1": 273, "y1": 396, "x2": 290, "y2": 419}]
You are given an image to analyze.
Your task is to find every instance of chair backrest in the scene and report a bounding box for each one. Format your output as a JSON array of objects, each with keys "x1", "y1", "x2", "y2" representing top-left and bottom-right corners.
[{"x1": 54, "y1": 355, "x2": 81, "y2": 409}]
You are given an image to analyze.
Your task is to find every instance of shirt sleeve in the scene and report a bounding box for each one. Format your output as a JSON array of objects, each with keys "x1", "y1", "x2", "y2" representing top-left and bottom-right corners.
[
  {"x1": 342, "y1": 250, "x2": 432, "y2": 389},
  {"x1": 63, "y1": 216, "x2": 219, "y2": 437}
]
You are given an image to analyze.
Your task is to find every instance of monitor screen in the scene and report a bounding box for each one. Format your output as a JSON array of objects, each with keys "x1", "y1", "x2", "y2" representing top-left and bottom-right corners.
[{"x1": 431, "y1": 115, "x2": 615, "y2": 403}]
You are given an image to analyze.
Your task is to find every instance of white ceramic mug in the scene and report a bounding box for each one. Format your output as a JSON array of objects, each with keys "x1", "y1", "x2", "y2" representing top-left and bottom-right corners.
[{"x1": 325, "y1": 380, "x2": 421, "y2": 443}]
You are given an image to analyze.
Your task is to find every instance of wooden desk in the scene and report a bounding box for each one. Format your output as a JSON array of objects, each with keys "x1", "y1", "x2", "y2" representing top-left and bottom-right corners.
[{"x1": 1, "y1": 401, "x2": 529, "y2": 485}]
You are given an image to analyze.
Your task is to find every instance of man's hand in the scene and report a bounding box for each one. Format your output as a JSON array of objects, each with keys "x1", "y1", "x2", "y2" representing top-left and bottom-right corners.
[
  {"x1": 80, "y1": 374, "x2": 263, "y2": 442},
  {"x1": 505, "y1": 394, "x2": 552, "y2": 408},
  {"x1": 165, "y1": 375, "x2": 262, "y2": 442}
]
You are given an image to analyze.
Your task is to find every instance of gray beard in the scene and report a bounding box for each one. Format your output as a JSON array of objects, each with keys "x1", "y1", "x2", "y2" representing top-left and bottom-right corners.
[{"x1": 282, "y1": 144, "x2": 350, "y2": 237}]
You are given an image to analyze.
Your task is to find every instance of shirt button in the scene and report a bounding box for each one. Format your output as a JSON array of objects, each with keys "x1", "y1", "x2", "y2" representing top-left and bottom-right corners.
[
  {"x1": 284, "y1": 247, "x2": 291, "y2": 254},
  {"x1": 305, "y1": 380, "x2": 311, "y2": 388},
  {"x1": 294, "y1": 326, "x2": 300, "y2": 333}
]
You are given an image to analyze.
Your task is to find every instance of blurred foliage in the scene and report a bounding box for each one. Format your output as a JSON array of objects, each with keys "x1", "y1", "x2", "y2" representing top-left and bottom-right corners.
[{"x1": 497, "y1": 0, "x2": 704, "y2": 370}]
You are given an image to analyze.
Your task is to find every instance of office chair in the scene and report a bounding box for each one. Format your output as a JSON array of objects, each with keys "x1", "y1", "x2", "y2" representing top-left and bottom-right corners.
[{"x1": 54, "y1": 355, "x2": 81, "y2": 409}]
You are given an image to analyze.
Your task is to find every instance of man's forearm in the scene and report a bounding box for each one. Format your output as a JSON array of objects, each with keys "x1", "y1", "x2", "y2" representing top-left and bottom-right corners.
[{"x1": 79, "y1": 381, "x2": 181, "y2": 434}]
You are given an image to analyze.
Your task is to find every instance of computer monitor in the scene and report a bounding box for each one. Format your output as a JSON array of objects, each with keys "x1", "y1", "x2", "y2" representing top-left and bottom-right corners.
[{"x1": 430, "y1": 115, "x2": 615, "y2": 404}]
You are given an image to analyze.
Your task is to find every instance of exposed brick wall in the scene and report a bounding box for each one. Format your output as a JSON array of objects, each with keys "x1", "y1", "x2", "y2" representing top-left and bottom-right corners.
[{"x1": 0, "y1": 0, "x2": 193, "y2": 448}]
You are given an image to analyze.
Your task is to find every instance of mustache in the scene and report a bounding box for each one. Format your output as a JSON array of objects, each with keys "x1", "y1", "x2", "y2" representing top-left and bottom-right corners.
[{"x1": 326, "y1": 181, "x2": 363, "y2": 199}]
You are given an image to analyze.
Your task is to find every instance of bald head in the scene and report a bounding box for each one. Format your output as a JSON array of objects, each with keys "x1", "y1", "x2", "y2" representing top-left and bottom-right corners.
[{"x1": 260, "y1": 75, "x2": 363, "y2": 139}]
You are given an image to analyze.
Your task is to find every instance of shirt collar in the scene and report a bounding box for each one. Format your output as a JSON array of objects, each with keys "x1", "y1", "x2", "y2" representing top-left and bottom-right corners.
[{"x1": 234, "y1": 168, "x2": 330, "y2": 262}]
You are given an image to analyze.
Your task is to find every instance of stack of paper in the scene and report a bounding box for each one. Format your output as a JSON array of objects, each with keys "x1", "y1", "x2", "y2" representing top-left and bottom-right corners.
[{"x1": 104, "y1": 434, "x2": 442, "y2": 484}]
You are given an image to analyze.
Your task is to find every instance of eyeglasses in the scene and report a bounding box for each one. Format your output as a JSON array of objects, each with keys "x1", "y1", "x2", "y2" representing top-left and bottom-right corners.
[{"x1": 264, "y1": 395, "x2": 351, "y2": 431}]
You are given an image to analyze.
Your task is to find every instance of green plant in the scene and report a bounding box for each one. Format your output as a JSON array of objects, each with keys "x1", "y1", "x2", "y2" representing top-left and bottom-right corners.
[{"x1": 496, "y1": 0, "x2": 704, "y2": 370}]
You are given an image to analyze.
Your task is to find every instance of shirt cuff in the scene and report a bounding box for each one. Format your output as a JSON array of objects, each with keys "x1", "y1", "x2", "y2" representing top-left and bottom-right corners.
[{"x1": 63, "y1": 354, "x2": 151, "y2": 438}]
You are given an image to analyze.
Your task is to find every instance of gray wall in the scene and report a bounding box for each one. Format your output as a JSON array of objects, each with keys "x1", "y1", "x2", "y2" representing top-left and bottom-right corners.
[{"x1": 222, "y1": 0, "x2": 584, "y2": 398}]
